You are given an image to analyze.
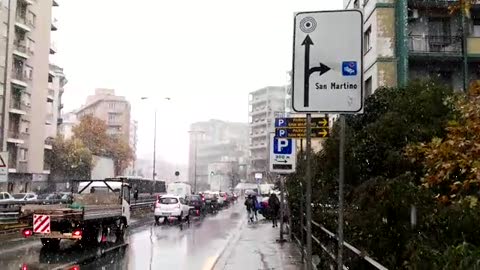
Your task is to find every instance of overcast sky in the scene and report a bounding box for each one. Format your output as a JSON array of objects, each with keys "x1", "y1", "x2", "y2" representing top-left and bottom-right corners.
[{"x1": 51, "y1": 0, "x2": 342, "y2": 166}]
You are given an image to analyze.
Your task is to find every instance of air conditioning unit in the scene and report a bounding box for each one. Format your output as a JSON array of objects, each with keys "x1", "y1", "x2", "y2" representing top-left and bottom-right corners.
[{"x1": 408, "y1": 9, "x2": 419, "y2": 20}]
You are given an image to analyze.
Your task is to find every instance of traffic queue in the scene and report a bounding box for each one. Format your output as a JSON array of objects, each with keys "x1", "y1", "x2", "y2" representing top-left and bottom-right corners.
[{"x1": 153, "y1": 182, "x2": 238, "y2": 225}]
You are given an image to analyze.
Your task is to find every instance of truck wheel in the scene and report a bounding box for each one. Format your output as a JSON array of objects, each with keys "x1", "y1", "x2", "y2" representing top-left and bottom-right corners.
[
  {"x1": 41, "y1": 238, "x2": 60, "y2": 250},
  {"x1": 116, "y1": 220, "x2": 127, "y2": 242},
  {"x1": 96, "y1": 227, "x2": 104, "y2": 244}
]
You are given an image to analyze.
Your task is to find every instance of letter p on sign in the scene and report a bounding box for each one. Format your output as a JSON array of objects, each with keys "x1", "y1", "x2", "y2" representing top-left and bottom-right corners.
[{"x1": 274, "y1": 138, "x2": 293, "y2": 154}]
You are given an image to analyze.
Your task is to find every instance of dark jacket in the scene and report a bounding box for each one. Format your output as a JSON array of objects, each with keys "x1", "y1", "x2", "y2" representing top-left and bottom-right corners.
[
  {"x1": 268, "y1": 194, "x2": 280, "y2": 212},
  {"x1": 244, "y1": 197, "x2": 254, "y2": 211}
]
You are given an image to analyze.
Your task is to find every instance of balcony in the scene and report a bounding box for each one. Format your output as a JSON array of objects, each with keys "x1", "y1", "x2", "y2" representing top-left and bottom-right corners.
[
  {"x1": 51, "y1": 18, "x2": 58, "y2": 31},
  {"x1": 9, "y1": 98, "x2": 29, "y2": 115},
  {"x1": 250, "y1": 130, "x2": 267, "y2": 138},
  {"x1": 18, "y1": 160, "x2": 28, "y2": 173},
  {"x1": 467, "y1": 36, "x2": 480, "y2": 56},
  {"x1": 249, "y1": 142, "x2": 267, "y2": 150},
  {"x1": 11, "y1": 68, "x2": 28, "y2": 88},
  {"x1": 408, "y1": 35, "x2": 462, "y2": 57},
  {"x1": 13, "y1": 41, "x2": 29, "y2": 59},
  {"x1": 250, "y1": 119, "x2": 268, "y2": 127},
  {"x1": 49, "y1": 41, "x2": 57, "y2": 54},
  {"x1": 47, "y1": 89, "x2": 54, "y2": 102},
  {"x1": 251, "y1": 154, "x2": 267, "y2": 161},
  {"x1": 46, "y1": 113, "x2": 54, "y2": 125},
  {"x1": 249, "y1": 106, "x2": 268, "y2": 116},
  {"x1": 44, "y1": 137, "x2": 54, "y2": 150},
  {"x1": 249, "y1": 97, "x2": 267, "y2": 105},
  {"x1": 15, "y1": 16, "x2": 31, "y2": 32},
  {"x1": 7, "y1": 130, "x2": 28, "y2": 144}
]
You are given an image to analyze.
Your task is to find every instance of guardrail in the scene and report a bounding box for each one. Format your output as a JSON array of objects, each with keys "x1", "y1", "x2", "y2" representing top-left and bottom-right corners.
[
  {"x1": 0, "y1": 195, "x2": 157, "y2": 226},
  {"x1": 288, "y1": 218, "x2": 388, "y2": 270}
]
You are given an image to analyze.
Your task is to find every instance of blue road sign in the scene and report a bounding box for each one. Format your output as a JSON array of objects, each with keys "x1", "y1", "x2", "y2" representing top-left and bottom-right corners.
[
  {"x1": 342, "y1": 61, "x2": 357, "y2": 76},
  {"x1": 275, "y1": 118, "x2": 287, "y2": 128},
  {"x1": 273, "y1": 137, "x2": 293, "y2": 155},
  {"x1": 276, "y1": 129, "x2": 288, "y2": 138}
]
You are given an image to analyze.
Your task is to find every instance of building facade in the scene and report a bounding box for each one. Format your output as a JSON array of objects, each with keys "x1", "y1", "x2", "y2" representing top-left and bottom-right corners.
[
  {"x1": 0, "y1": 0, "x2": 64, "y2": 192},
  {"x1": 76, "y1": 88, "x2": 131, "y2": 144},
  {"x1": 188, "y1": 120, "x2": 249, "y2": 191},
  {"x1": 248, "y1": 86, "x2": 286, "y2": 181},
  {"x1": 344, "y1": 0, "x2": 480, "y2": 94},
  {"x1": 58, "y1": 110, "x2": 77, "y2": 139}
]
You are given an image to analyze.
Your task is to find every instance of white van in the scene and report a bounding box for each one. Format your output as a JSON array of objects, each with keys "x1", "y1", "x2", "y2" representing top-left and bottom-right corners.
[{"x1": 167, "y1": 182, "x2": 192, "y2": 197}]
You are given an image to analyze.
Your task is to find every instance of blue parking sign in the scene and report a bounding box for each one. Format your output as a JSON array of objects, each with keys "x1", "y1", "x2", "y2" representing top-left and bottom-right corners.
[
  {"x1": 273, "y1": 138, "x2": 293, "y2": 154},
  {"x1": 275, "y1": 118, "x2": 287, "y2": 127}
]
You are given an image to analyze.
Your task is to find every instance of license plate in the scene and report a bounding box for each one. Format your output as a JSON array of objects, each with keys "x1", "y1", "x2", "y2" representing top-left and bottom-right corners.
[
  {"x1": 162, "y1": 213, "x2": 171, "y2": 216},
  {"x1": 206, "y1": 200, "x2": 211, "y2": 203}
]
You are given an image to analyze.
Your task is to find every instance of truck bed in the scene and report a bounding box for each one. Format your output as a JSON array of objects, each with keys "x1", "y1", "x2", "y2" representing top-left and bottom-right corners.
[
  {"x1": 21, "y1": 204, "x2": 123, "y2": 222},
  {"x1": 21, "y1": 192, "x2": 124, "y2": 223}
]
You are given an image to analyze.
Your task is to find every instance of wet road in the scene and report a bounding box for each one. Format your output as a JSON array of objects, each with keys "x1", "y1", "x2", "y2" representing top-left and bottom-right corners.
[{"x1": 0, "y1": 201, "x2": 246, "y2": 270}]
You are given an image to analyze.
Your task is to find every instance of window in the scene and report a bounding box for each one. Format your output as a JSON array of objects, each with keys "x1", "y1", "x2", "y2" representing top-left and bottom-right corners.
[
  {"x1": 160, "y1": 197, "x2": 178, "y2": 204},
  {"x1": 27, "y1": 11, "x2": 36, "y2": 28},
  {"x1": 19, "y1": 149, "x2": 27, "y2": 160},
  {"x1": 108, "y1": 102, "x2": 115, "y2": 109},
  {"x1": 27, "y1": 38, "x2": 34, "y2": 55},
  {"x1": 364, "y1": 26, "x2": 372, "y2": 53},
  {"x1": 2, "y1": 22, "x2": 7, "y2": 37},
  {"x1": 473, "y1": 18, "x2": 480, "y2": 37},
  {"x1": 354, "y1": 0, "x2": 359, "y2": 9},
  {"x1": 365, "y1": 76, "x2": 372, "y2": 97},
  {"x1": 108, "y1": 113, "x2": 117, "y2": 122}
]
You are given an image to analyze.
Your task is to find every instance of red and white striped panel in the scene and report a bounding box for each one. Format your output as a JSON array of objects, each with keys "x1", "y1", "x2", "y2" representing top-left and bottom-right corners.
[{"x1": 33, "y1": 214, "x2": 51, "y2": 234}]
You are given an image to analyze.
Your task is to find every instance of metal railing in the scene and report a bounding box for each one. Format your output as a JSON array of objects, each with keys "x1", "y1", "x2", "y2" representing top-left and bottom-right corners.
[
  {"x1": 289, "y1": 217, "x2": 388, "y2": 270},
  {"x1": 408, "y1": 35, "x2": 462, "y2": 54},
  {"x1": 9, "y1": 98, "x2": 29, "y2": 111},
  {"x1": 13, "y1": 42, "x2": 27, "y2": 53},
  {"x1": 11, "y1": 69, "x2": 27, "y2": 81}
]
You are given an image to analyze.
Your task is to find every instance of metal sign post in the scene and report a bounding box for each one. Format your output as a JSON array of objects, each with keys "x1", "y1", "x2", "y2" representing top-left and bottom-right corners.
[
  {"x1": 338, "y1": 115, "x2": 345, "y2": 269},
  {"x1": 292, "y1": 10, "x2": 364, "y2": 270},
  {"x1": 279, "y1": 174, "x2": 286, "y2": 242},
  {"x1": 305, "y1": 113, "x2": 313, "y2": 270}
]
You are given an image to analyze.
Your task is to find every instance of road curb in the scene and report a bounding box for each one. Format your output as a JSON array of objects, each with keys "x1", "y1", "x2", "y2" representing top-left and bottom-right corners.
[{"x1": 209, "y1": 212, "x2": 247, "y2": 270}]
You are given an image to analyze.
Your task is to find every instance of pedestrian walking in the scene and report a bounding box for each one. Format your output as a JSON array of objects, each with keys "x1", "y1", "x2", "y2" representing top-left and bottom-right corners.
[
  {"x1": 244, "y1": 194, "x2": 255, "y2": 223},
  {"x1": 268, "y1": 193, "x2": 280, "y2": 227},
  {"x1": 252, "y1": 195, "x2": 260, "y2": 222}
]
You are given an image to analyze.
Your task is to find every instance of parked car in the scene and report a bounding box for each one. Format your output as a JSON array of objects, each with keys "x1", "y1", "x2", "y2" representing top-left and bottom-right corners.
[
  {"x1": 0, "y1": 192, "x2": 14, "y2": 208},
  {"x1": 12, "y1": 193, "x2": 37, "y2": 201},
  {"x1": 59, "y1": 192, "x2": 73, "y2": 201},
  {"x1": 154, "y1": 195, "x2": 191, "y2": 225},
  {"x1": 0, "y1": 192, "x2": 14, "y2": 202},
  {"x1": 37, "y1": 193, "x2": 63, "y2": 204}
]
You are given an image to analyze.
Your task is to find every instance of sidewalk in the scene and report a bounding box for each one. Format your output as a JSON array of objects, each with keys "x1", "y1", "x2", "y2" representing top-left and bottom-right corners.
[{"x1": 214, "y1": 217, "x2": 304, "y2": 270}]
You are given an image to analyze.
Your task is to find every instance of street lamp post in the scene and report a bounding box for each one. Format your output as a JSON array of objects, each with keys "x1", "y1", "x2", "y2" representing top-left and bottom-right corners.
[{"x1": 141, "y1": 97, "x2": 171, "y2": 186}]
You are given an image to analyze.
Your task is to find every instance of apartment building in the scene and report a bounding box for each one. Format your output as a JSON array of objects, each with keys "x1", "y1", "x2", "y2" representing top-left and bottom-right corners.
[
  {"x1": 344, "y1": 0, "x2": 480, "y2": 94},
  {"x1": 188, "y1": 120, "x2": 249, "y2": 191},
  {"x1": 58, "y1": 110, "x2": 77, "y2": 139},
  {"x1": 76, "y1": 89, "x2": 131, "y2": 144},
  {"x1": 248, "y1": 86, "x2": 286, "y2": 181},
  {"x1": 0, "y1": 0, "x2": 63, "y2": 192}
]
